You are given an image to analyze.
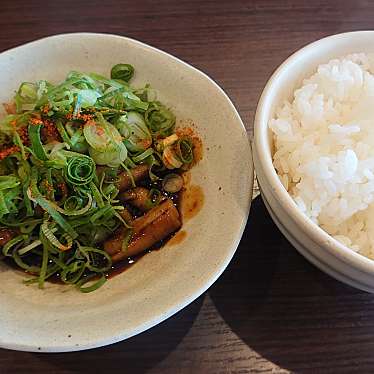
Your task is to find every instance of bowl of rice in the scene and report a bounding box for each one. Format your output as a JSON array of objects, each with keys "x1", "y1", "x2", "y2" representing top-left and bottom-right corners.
[{"x1": 254, "y1": 31, "x2": 374, "y2": 292}]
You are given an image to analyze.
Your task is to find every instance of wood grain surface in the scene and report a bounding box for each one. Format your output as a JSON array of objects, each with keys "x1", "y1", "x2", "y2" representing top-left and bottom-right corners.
[{"x1": 2, "y1": 0, "x2": 374, "y2": 373}]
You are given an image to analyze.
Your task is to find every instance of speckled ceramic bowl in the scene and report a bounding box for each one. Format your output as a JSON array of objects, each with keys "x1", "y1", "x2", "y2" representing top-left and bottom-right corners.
[{"x1": 0, "y1": 33, "x2": 253, "y2": 352}]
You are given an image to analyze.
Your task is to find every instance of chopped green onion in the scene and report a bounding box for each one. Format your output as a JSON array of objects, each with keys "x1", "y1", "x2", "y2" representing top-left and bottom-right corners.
[
  {"x1": 35, "y1": 195, "x2": 78, "y2": 239},
  {"x1": 111, "y1": 63, "x2": 135, "y2": 82},
  {"x1": 120, "y1": 162, "x2": 135, "y2": 187},
  {"x1": 113, "y1": 210, "x2": 132, "y2": 229},
  {"x1": 121, "y1": 228, "x2": 133, "y2": 252},
  {"x1": 89, "y1": 181, "x2": 105, "y2": 208},
  {"x1": 66, "y1": 155, "x2": 95, "y2": 187},
  {"x1": 38, "y1": 237, "x2": 49, "y2": 288},
  {"x1": 176, "y1": 138, "x2": 194, "y2": 163},
  {"x1": 2, "y1": 235, "x2": 27, "y2": 257},
  {"x1": 90, "y1": 205, "x2": 114, "y2": 224},
  {"x1": 162, "y1": 173, "x2": 184, "y2": 193},
  {"x1": 28, "y1": 124, "x2": 48, "y2": 161},
  {"x1": 56, "y1": 120, "x2": 72, "y2": 147},
  {"x1": 29, "y1": 168, "x2": 78, "y2": 239},
  {"x1": 76, "y1": 274, "x2": 107, "y2": 293},
  {"x1": 18, "y1": 239, "x2": 42, "y2": 255},
  {"x1": 117, "y1": 112, "x2": 152, "y2": 152},
  {"x1": 61, "y1": 260, "x2": 86, "y2": 284},
  {"x1": 145, "y1": 102, "x2": 175, "y2": 138},
  {"x1": 41, "y1": 221, "x2": 73, "y2": 251},
  {"x1": 0, "y1": 191, "x2": 9, "y2": 216},
  {"x1": 0, "y1": 176, "x2": 20, "y2": 190},
  {"x1": 13, "y1": 250, "x2": 41, "y2": 273},
  {"x1": 145, "y1": 188, "x2": 162, "y2": 209},
  {"x1": 57, "y1": 194, "x2": 92, "y2": 216},
  {"x1": 132, "y1": 148, "x2": 154, "y2": 163},
  {"x1": 79, "y1": 246, "x2": 112, "y2": 272},
  {"x1": 13, "y1": 131, "x2": 27, "y2": 160}
]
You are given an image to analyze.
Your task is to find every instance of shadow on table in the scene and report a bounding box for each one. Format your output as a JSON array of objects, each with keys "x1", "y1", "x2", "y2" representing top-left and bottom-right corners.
[
  {"x1": 210, "y1": 195, "x2": 374, "y2": 373},
  {"x1": 4, "y1": 295, "x2": 204, "y2": 374}
]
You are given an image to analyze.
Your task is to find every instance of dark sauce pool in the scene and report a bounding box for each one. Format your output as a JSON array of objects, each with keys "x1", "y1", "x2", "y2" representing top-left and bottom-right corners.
[{"x1": 106, "y1": 231, "x2": 175, "y2": 279}]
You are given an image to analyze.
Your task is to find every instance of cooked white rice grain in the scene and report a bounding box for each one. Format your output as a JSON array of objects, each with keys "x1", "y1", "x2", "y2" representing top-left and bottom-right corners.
[{"x1": 270, "y1": 53, "x2": 374, "y2": 259}]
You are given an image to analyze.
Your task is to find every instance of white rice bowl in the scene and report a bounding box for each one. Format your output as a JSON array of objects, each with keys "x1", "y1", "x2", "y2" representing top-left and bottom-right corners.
[{"x1": 270, "y1": 53, "x2": 374, "y2": 260}]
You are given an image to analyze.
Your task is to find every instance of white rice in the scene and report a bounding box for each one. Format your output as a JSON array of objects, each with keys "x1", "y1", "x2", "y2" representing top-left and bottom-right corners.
[{"x1": 269, "y1": 53, "x2": 374, "y2": 259}]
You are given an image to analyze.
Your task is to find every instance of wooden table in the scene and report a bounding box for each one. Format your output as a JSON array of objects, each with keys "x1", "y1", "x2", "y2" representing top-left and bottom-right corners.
[{"x1": 2, "y1": 0, "x2": 374, "y2": 372}]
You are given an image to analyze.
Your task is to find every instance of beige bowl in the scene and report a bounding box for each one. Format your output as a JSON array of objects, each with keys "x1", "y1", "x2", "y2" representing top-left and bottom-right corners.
[{"x1": 0, "y1": 33, "x2": 253, "y2": 352}]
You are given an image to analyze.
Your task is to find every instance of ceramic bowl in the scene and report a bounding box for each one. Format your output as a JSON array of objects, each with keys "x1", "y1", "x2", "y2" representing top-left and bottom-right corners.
[
  {"x1": 0, "y1": 33, "x2": 253, "y2": 352},
  {"x1": 254, "y1": 31, "x2": 374, "y2": 293}
]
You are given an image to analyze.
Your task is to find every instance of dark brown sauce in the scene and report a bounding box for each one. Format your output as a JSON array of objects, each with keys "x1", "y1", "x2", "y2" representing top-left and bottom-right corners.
[
  {"x1": 47, "y1": 272, "x2": 64, "y2": 284},
  {"x1": 106, "y1": 250, "x2": 148, "y2": 279},
  {"x1": 4, "y1": 256, "x2": 67, "y2": 284},
  {"x1": 3, "y1": 257, "x2": 38, "y2": 278},
  {"x1": 0, "y1": 228, "x2": 16, "y2": 246},
  {"x1": 167, "y1": 230, "x2": 187, "y2": 246},
  {"x1": 106, "y1": 228, "x2": 182, "y2": 278},
  {"x1": 180, "y1": 185, "x2": 204, "y2": 221},
  {"x1": 3, "y1": 257, "x2": 22, "y2": 271}
]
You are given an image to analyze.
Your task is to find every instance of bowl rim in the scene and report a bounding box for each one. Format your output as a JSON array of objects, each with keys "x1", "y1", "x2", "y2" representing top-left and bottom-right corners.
[
  {"x1": 254, "y1": 30, "x2": 374, "y2": 274},
  {"x1": 0, "y1": 32, "x2": 253, "y2": 352}
]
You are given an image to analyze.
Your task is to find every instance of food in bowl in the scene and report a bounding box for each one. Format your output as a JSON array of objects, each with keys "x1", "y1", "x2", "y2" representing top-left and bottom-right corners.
[
  {"x1": 270, "y1": 53, "x2": 374, "y2": 260},
  {"x1": 0, "y1": 63, "x2": 201, "y2": 292}
]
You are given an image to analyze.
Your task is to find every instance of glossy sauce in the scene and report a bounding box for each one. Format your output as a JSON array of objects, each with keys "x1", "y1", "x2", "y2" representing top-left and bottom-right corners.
[
  {"x1": 106, "y1": 251, "x2": 148, "y2": 279},
  {"x1": 0, "y1": 228, "x2": 16, "y2": 246},
  {"x1": 106, "y1": 228, "x2": 181, "y2": 278},
  {"x1": 166, "y1": 230, "x2": 187, "y2": 246},
  {"x1": 180, "y1": 185, "x2": 204, "y2": 221}
]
